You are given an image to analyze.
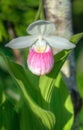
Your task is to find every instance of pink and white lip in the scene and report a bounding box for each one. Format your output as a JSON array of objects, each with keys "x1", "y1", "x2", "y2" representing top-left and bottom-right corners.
[
  {"x1": 27, "y1": 45, "x2": 54, "y2": 75},
  {"x1": 5, "y1": 20, "x2": 76, "y2": 75}
]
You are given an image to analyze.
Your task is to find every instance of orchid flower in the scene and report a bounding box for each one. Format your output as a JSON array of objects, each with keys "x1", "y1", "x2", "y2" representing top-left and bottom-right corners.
[{"x1": 5, "y1": 20, "x2": 75, "y2": 75}]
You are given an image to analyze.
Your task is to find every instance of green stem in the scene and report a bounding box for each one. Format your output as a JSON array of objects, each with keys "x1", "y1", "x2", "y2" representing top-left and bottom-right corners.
[{"x1": 34, "y1": 0, "x2": 44, "y2": 21}]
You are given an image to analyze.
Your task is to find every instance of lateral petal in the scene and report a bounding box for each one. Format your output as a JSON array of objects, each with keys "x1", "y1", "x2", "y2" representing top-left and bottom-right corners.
[
  {"x1": 44, "y1": 36, "x2": 76, "y2": 49},
  {"x1": 5, "y1": 36, "x2": 37, "y2": 49}
]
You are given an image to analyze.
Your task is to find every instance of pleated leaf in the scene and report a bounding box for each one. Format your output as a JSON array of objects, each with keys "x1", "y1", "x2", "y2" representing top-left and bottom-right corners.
[
  {"x1": 0, "y1": 53, "x2": 55, "y2": 130},
  {"x1": 0, "y1": 32, "x2": 82, "y2": 130}
]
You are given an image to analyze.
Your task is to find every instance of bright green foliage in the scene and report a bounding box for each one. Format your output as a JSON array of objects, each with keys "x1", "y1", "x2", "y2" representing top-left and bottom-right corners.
[
  {"x1": 0, "y1": 33, "x2": 83, "y2": 130},
  {"x1": 0, "y1": 51, "x2": 73, "y2": 130},
  {"x1": 0, "y1": 0, "x2": 83, "y2": 129},
  {"x1": 70, "y1": 32, "x2": 83, "y2": 44},
  {"x1": 0, "y1": 0, "x2": 39, "y2": 41},
  {"x1": 0, "y1": 21, "x2": 8, "y2": 42}
]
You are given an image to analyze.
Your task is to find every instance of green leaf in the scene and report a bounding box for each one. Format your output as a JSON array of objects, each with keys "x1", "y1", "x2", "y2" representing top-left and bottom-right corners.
[
  {"x1": 50, "y1": 74, "x2": 74, "y2": 130},
  {"x1": 1, "y1": 31, "x2": 83, "y2": 130},
  {"x1": 0, "y1": 52, "x2": 55, "y2": 130},
  {"x1": 0, "y1": 50, "x2": 73, "y2": 130},
  {"x1": 0, "y1": 79, "x2": 6, "y2": 105},
  {"x1": 39, "y1": 51, "x2": 68, "y2": 103},
  {"x1": 0, "y1": 101, "x2": 19, "y2": 130},
  {"x1": 39, "y1": 57, "x2": 74, "y2": 130},
  {"x1": 70, "y1": 32, "x2": 83, "y2": 44}
]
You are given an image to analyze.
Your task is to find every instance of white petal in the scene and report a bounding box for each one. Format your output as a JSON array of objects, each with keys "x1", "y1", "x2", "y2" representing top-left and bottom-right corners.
[
  {"x1": 27, "y1": 20, "x2": 56, "y2": 35},
  {"x1": 5, "y1": 36, "x2": 37, "y2": 49},
  {"x1": 44, "y1": 36, "x2": 76, "y2": 49},
  {"x1": 52, "y1": 48, "x2": 62, "y2": 55}
]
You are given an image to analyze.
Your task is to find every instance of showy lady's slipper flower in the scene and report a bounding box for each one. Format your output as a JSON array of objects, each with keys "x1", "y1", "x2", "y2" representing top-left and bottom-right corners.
[{"x1": 6, "y1": 20, "x2": 75, "y2": 75}]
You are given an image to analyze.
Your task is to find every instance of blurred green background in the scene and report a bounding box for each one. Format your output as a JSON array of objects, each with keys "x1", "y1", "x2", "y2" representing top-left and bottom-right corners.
[
  {"x1": 0, "y1": 0, "x2": 83, "y2": 129},
  {"x1": 72, "y1": 1, "x2": 83, "y2": 129}
]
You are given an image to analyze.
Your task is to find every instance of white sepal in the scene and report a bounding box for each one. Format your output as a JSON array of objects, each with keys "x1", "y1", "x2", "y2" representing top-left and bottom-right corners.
[
  {"x1": 27, "y1": 20, "x2": 56, "y2": 35},
  {"x1": 5, "y1": 36, "x2": 37, "y2": 49},
  {"x1": 44, "y1": 36, "x2": 76, "y2": 49}
]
